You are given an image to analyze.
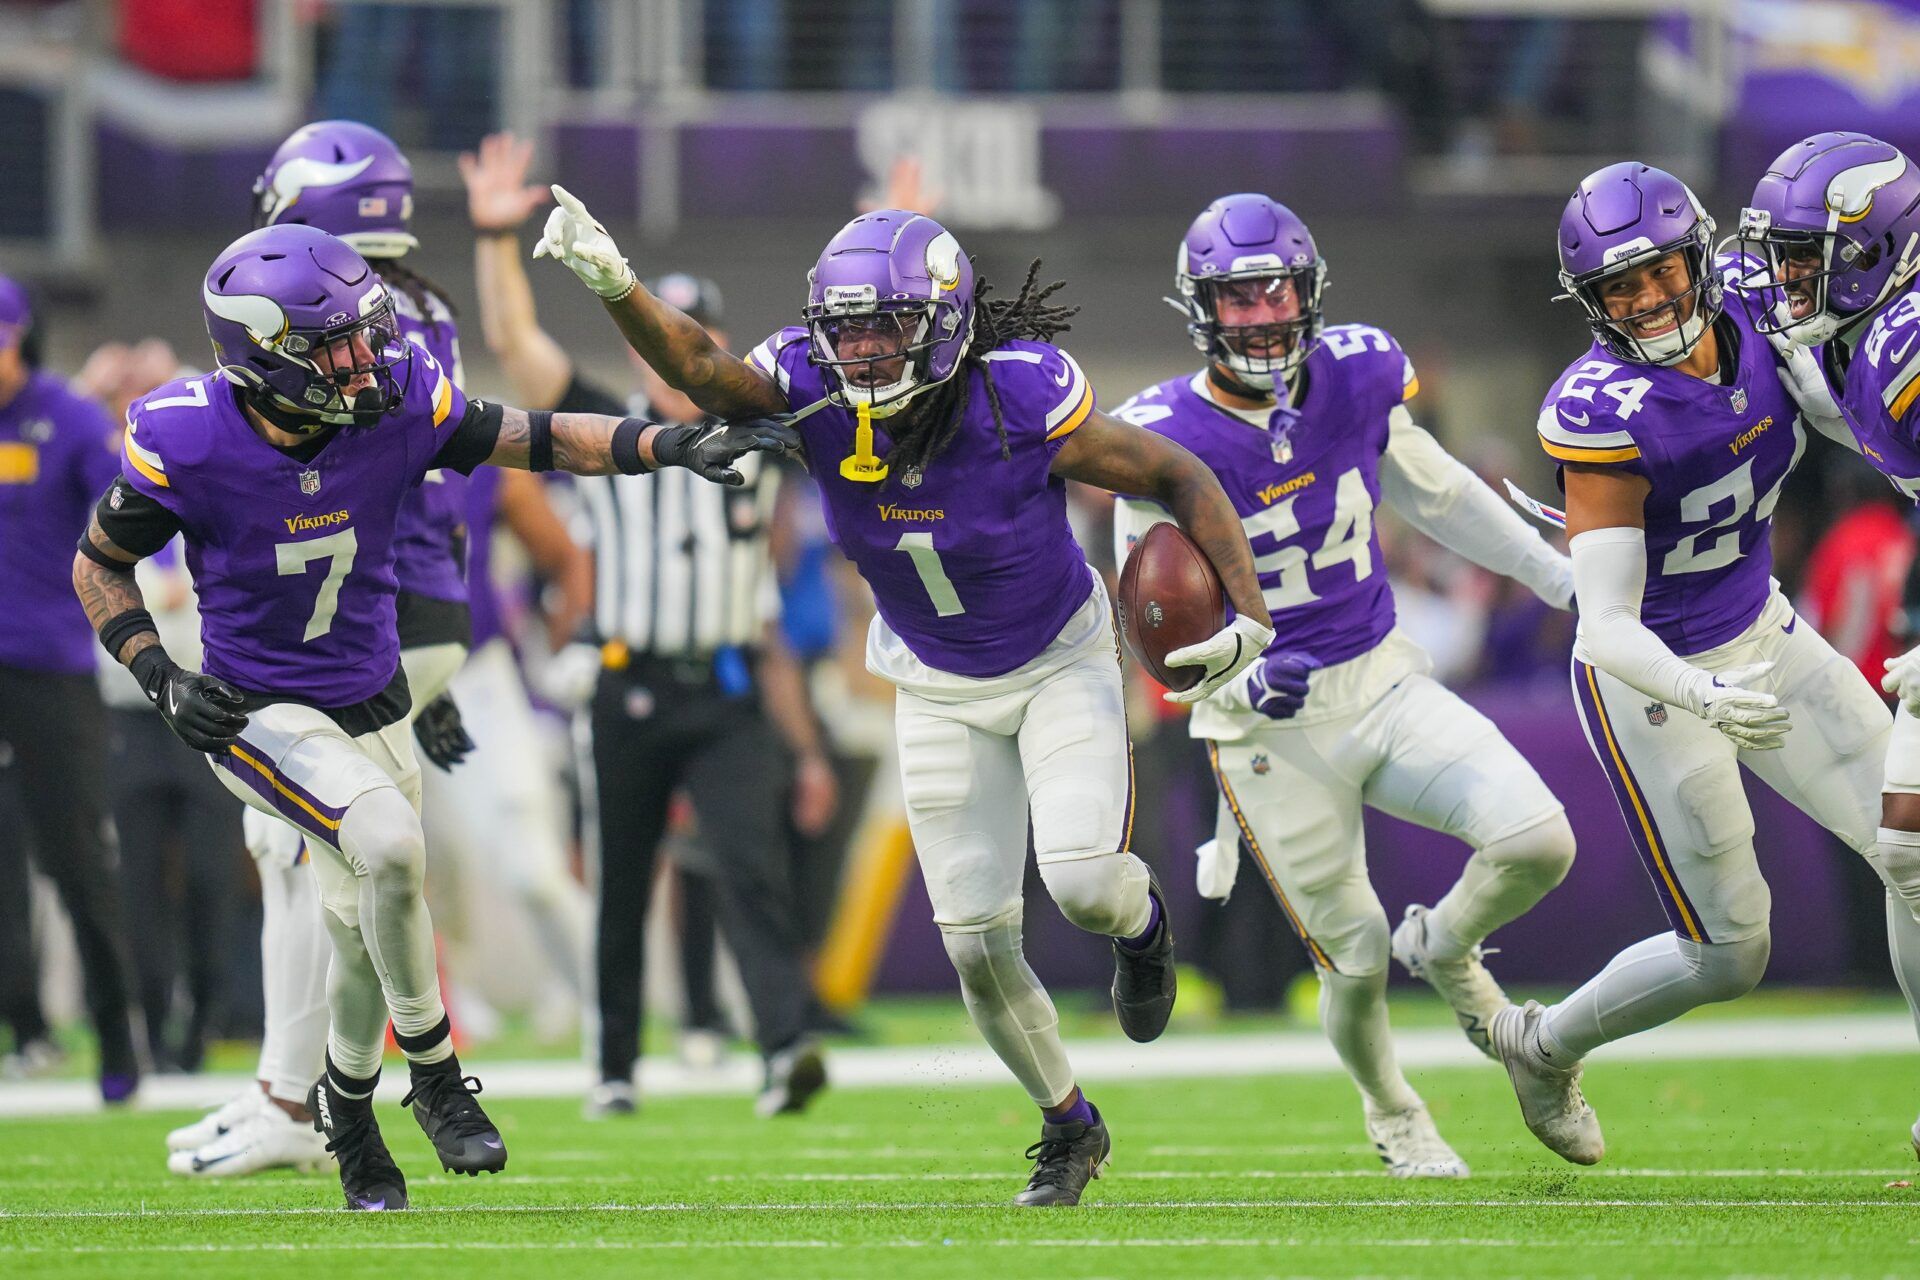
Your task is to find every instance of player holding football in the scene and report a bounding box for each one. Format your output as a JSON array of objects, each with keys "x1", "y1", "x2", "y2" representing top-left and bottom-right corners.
[
  {"x1": 536, "y1": 193, "x2": 1270, "y2": 1206},
  {"x1": 1494, "y1": 162, "x2": 1901, "y2": 1165},
  {"x1": 1113, "y1": 194, "x2": 1577, "y2": 1178},
  {"x1": 1737, "y1": 132, "x2": 1920, "y2": 1155},
  {"x1": 73, "y1": 222, "x2": 791, "y2": 1210}
]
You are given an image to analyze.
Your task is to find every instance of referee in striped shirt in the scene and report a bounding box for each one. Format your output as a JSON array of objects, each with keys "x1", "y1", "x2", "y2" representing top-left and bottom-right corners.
[{"x1": 464, "y1": 135, "x2": 836, "y2": 1117}]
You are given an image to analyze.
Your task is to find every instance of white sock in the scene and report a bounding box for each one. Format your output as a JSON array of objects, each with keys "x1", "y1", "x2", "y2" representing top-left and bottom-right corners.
[
  {"x1": 1317, "y1": 968, "x2": 1421, "y2": 1113},
  {"x1": 940, "y1": 907, "x2": 1075, "y2": 1107},
  {"x1": 1424, "y1": 815, "x2": 1576, "y2": 961},
  {"x1": 336, "y1": 789, "x2": 448, "y2": 1047},
  {"x1": 1543, "y1": 930, "x2": 1769, "y2": 1060},
  {"x1": 254, "y1": 847, "x2": 332, "y2": 1104}
]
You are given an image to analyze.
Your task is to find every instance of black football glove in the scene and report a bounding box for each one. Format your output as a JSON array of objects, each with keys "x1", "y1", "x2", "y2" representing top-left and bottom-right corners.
[
  {"x1": 650, "y1": 417, "x2": 801, "y2": 485},
  {"x1": 130, "y1": 649, "x2": 249, "y2": 754},
  {"x1": 412, "y1": 693, "x2": 475, "y2": 771}
]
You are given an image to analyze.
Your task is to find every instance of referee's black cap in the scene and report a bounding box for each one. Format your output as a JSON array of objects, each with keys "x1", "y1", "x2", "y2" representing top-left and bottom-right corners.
[{"x1": 648, "y1": 273, "x2": 724, "y2": 328}]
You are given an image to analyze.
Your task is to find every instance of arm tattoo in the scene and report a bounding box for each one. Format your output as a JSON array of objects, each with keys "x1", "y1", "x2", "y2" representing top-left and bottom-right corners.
[
  {"x1": 487, "y1": 406, "x2": 625, "y2": 474},
  {"x1": 604, "y1": 290, "x2": 787, "y2": 420},
  {"x1": 73, "y1": 514, "x2": 158, "y2": 665}
]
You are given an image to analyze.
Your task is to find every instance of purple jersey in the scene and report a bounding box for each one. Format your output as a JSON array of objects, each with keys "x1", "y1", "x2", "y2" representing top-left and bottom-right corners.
[
  {"x1": 121, "y1": 347, "x2": 469, "y2": 705},
  {"x1": 391, "y1": 289, "x2": 470, "y2": 605},
  {"x1": 1538, "y1": 281, "x2": 1803, "y2": 655},
  {"x1": 1116, "y1": 324, "x2": 1415, "y2": 668},
  {"x1": 0, "y1": 371, "x2": 120, "y2": 673},
  {"x1": 748, "y1": 328, "x2": 1097, "y2": 678},
  {"x1": 1836, "y1": 286, "x2": 1920, "y2": 488}
]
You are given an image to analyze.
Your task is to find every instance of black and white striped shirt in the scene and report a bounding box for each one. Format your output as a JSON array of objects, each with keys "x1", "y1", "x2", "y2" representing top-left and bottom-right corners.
[{"x1": 558, "y1": 378, "x2": 781, "y2": 657}]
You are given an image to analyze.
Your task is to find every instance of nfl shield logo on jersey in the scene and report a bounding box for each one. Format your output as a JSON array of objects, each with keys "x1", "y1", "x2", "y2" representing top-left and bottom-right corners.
[
  {"x1": 901, "y1": 465, "x2": 924, "y2": 490},
  {"x1": 1646, "y1": 702, "x2": 1668, "y2": 727},
  {"x1": 299, "y1": 469, "x2": 321, "y2": 497},
  {"x1": 1730, "y1": 386, "x2": 1748, "y2": 415}
]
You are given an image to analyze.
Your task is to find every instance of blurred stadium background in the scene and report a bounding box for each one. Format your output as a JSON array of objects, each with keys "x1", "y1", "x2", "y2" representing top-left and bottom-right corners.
[{"x1": 4, "y1": 0, "x2": 1920, "y2": 1093}]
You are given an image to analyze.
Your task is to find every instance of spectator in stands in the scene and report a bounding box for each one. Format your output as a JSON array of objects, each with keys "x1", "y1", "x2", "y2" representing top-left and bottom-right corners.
[{"x1": 0, "y1": 277, "x2": 142, "y2": 1101}]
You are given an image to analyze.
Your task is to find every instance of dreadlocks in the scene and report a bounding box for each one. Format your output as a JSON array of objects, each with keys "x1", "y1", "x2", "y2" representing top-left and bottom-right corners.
[
  {"x1": 373, "y1": 258, "x2": 458, "y2": 335},
  {"x1": 881, "y1": 259, "x2": 1079, "y2": 485}
]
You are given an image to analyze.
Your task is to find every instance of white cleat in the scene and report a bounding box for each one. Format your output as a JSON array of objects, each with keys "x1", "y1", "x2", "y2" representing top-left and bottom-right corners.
[
  {"x1": 1910, "y1": 1116, "x2": 1920, "y2": 1162},
  {"x1": 1363, "y1": 1099, "x2": 1470, "y2": 1178},
  {"x1": 1391, "y1": 904, "x2": 1507, "y2": 1059},
  {"x1": 168, "y1": 1099, "x2": 332, "y2": 1177},
  {"x1": 166, "y1": 1090, "x2": 260, "y2": 1153},
  {"x1": 1489, "y1": 1001, "x2": 1604, "y2": 1165}
]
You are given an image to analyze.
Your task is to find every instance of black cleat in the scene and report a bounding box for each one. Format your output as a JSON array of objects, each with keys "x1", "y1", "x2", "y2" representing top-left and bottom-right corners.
[
  {"x1": 1013, "y1": 1112, "x2": 1111, "y2": 1207},
  {"x1": 402, "y1": 1064, "x2": 507, "y2": 1175},
  {"x1": 1111, "y1": 873, "x2": 1176, "y2": 1042},
  {"x1": 308, "y1": 1075, "x2": 407, "y2": 1212}
]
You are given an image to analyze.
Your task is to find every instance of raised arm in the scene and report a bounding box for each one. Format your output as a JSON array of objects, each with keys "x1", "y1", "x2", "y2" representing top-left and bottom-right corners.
[
  {"x1": 460, "y1": 133, "x2": 572, "y2": 409},
  {"x1": 1052, "y1": 410, "x2": 1274, "y2": 702},
  {"x1": 532, "y1": 185, "x2": 786, "y2": 420},
  {"x1": 75, "y1": 509, "x2": 248, "y2": 751}
]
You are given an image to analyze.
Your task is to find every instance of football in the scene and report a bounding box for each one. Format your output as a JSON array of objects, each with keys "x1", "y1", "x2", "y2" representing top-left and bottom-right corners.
[{"x1": 1116, "y1": 521, "x2": 1227, "y2": 692}]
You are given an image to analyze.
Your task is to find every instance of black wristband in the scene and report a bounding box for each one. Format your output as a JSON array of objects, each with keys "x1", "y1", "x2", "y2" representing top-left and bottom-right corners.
[
  {"x1": 99, "y1": 609, "x2": 159, "y2": 661},
  {"x1": 611, "y1": 417, "x2": 652, "y2": 474},
  {"x1": 127, "y1": 644, "x2": 177, "y2": 704},
  {"x1": 527, "y1": 410, "x2": 554, "y2": 472}
]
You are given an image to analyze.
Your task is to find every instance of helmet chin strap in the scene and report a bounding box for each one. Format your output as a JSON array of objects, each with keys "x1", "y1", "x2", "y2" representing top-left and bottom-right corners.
[{"x1": 1208, "y1": 360, "x2": 1300, "y2": 407}]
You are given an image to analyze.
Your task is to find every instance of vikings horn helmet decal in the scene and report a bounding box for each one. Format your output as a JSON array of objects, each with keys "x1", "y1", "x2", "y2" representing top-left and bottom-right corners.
[
  {"x1": 253, "y1": 121, "x2": 419, "y2": 260},
  {"x1": 1739, "y1": 132, "x2": 1920, "y2": 345},
  {"x1": 202, "y1": 224, "x2": 411, "y2": 433},
  {"x1": 802, "y1": 210, "x2": 975, "y2": 418}
]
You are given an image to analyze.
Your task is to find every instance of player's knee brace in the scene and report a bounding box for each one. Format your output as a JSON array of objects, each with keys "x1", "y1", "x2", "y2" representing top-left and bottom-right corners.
[
  {"x1": 338, "y1": 788, "x2": 427, "y2": 897},
  {"x1": 1480, "y1": 812, "x2": 1577, "y2": 890},
  {"x1": 1036, "y1": 850, "x2": 1148, "y2": 937},
  {"x1": 1678, "y1": 931, "x2": 1770, "y2": 1004}
]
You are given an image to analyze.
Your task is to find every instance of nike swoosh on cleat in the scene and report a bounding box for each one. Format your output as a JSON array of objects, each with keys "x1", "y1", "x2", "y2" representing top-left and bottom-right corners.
[
  {"x1": 191, "y1": 1152, "x2": 239, "y2": 1171},
  {"x1": 1782, "y1": 617, "x2": 1797, "y2": 634},
  {"x1": 483, "y1": 1140, "x2": 504, "y2": 1149}
]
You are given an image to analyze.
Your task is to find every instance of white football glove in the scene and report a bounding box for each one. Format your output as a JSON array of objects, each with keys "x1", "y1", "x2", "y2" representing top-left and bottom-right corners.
[
  {"x1": 1195, "y1": 836, "x2": 1239, "y2": 901},
  {"x1": 1764, "y1": 303, "x2": 1849, "y2": 431},
  {"x1": 532, "y1": 185, "x2": 636, "y2": 299},
  {"x1": 1698, "y1": 660, "x2": 1791, "y2": 750},
  {"x1": 1883, "y1": 648, "x2": 1920, "y2": 716},
  {"x1": 1162, "y1": 614, "x2": 1276, "y2": 705}
]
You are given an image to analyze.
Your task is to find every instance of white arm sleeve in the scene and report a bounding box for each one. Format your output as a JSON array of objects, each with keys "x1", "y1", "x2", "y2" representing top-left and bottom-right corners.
[
  {"x1": 1379, "y1": 408, "x2": 1574, "y2": 609},
  {"x1": 1570, "y1": 525, "x2": 1715, "y2": 717},
  {"x1": 1112, "y1": 495, "x2": 1174, "y2": 571}
]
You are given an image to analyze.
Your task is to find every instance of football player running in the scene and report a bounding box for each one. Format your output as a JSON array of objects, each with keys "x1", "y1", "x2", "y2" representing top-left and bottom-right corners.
[
  {"x1": 1112, "y1": 194, "x2": 1577, "y2": 1178},
  {"x1": 536, "y1": 192, "x2": 1270, "y2": 1206},
  {"x1": 1495, "y1": 162, "x2": 1896, "y2": 1165},
  {"x1": 168, "y1": 119, "x2": 482, "y2": 1183},
  {"x1": 1738, "y1": 132, "x2": 1920, "y2": 1156},
  {"x1": 74, "y1": 223, "x2": 790, "y2": 1210}
]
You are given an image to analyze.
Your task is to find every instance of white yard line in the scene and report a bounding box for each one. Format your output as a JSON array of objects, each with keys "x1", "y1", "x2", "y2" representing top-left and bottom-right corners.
[
  {"x1": 0, "y1": 1199, "x2": 1911, "y2": 1221},
  {"x1": 1, "y1": 1011, "x2": 1912, "y2": 1120},
  {"x1": 0, "y1": 1237, "x2": 1719, "y2": 1255}
]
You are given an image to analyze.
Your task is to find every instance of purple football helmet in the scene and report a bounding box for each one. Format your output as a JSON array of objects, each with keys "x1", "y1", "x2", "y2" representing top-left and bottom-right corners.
[
  {"x1": 1738, "y1": 132, "x2": 1920, "y2": 344},
  {"x1": 1558, "y1": 162, "x2": 1721, "y2": 367},
  {"x1": 1172, "y1": 194, "x2": 1326, "y2": 390},
  {"x1": 802, "y1": 210, "x2": 973, "y2": 418},
  {"x1": 203, "y1": 224, "x2": 410, "y2": 433},
  {"x1": 253, "y1": 120, "x2": 417, "y2": 259}
]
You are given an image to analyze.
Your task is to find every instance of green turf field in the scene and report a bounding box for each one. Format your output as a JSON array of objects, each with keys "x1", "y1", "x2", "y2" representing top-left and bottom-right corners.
[{"x1": 5, "y1": 1027, "x2": 1920, "y2": 1279}]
